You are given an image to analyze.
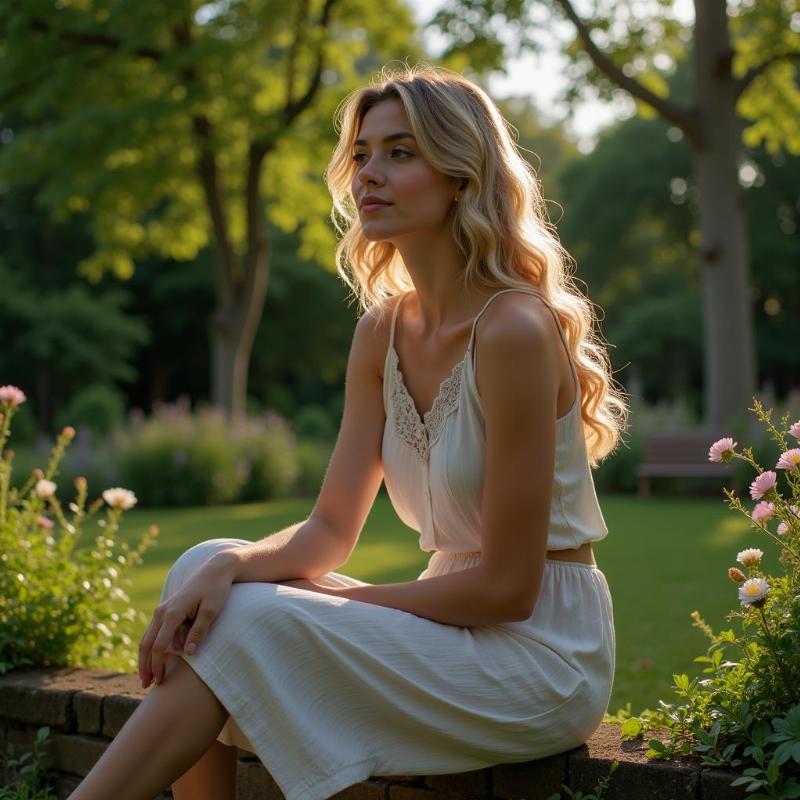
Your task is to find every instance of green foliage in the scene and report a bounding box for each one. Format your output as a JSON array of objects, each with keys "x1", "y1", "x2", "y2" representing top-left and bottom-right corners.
[
  {"x1": 231, "y1": 412, "x2": 301, "y2": 502},
  {"x1": 0, "y1": 388, "x2": 157, "y2": 676},
  {"x1": 0, "y1": 262, "x2": 150, "y2": 399},
  {"x1": 0, "y1": 727, "x2": 57, "y2": 800},
  {"x1": 293, "y1": 404, "x2": 338, "y2": 441},
  {"x1": 545, "y1": 760, "x2": 619, "y2": 800},
  {"x1": 116, "y1": 400, "x2": 300, "y2": 506},
  {"x1": 54, "y1": 384, "x2": 127, "y2": 440},
  {"x1": 606, "y1": 399, "x2": 800, "y2": 797},
  {"x1": 292, "y1": 437, "x2": 335, "y2": 498},
  {"x1": 0, "y1": 2, "x2": 419, "y2": 279}
]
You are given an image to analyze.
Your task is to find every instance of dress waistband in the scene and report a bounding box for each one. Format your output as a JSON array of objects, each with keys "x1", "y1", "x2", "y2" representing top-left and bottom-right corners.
[{"x1": 434, "y1": 542, "x2": 596, "y2": 566}]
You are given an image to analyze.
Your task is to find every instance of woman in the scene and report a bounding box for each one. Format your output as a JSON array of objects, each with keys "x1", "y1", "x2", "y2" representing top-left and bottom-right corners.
[{"x1": 68, "y1": 64, "x2": 629, "y2": 800}]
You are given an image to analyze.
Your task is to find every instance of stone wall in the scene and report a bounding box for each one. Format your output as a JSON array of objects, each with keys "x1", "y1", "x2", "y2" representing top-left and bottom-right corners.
[{"x1": 0, "y1": 668, "x2": 748, "y2": 799}]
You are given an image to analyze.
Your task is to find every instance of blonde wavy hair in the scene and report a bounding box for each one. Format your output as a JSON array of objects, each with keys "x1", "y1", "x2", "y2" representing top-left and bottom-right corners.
[{"x1": 324, "y1": 63, "x2": 629, "y2": 466}]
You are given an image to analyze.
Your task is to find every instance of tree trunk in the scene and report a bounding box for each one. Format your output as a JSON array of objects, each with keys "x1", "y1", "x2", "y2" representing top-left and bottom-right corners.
[
  {"x1": 210, "y1": 238, "x2": 271, "y2": 422},
  {"x1": 693, "y1": 0, "x2": 758, "y2": 435}
]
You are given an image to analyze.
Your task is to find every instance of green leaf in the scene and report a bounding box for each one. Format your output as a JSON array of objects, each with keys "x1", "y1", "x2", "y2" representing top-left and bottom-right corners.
[
  {"x1": 782, "y1": 781, "x2": 800, "y2": 800},
  {"x1": 752, "y1": 720, "x2": 771, "y2": 747},
  {"x1": 620, "y1": 717, "x2": 642, "y2": 739},
  {"x1": 766, "y1": 758, "x2": 779, "y2": 784}
]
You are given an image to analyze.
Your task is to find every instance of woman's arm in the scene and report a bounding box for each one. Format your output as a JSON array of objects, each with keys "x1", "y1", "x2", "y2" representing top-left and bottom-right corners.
[
  {"x1": 222, "y1": 517, "x2": 351, "y2": 583},
  {"x1": 333, "y1": 568, "x2": 527, "y2": 625}
]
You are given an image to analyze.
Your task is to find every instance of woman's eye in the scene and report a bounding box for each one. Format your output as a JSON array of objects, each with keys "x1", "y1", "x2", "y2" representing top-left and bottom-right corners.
[{"x1": 351, "y1": 149, "x2": 411, "y2": 164}]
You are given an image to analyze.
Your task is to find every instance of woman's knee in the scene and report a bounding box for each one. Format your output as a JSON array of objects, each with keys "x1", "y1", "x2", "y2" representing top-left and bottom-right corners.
[{"x1": 160, "y1": 538, "x2": 252, "y2": 602}]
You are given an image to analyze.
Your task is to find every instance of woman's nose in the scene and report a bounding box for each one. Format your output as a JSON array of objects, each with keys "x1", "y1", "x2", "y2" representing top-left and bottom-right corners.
[{"x1": 357, "y1": 158, "x2": 384, "y2": 185}]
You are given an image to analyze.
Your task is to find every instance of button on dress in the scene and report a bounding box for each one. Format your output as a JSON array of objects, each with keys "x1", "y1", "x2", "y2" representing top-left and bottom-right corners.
[{"x1": 158, "y1": 287, "x2": 616, "y2": 800}]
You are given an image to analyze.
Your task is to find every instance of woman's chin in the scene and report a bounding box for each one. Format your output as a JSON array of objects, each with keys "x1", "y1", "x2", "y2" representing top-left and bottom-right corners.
[{"x1": 361, "y1": 226, "x2": 397, "y2": 243}]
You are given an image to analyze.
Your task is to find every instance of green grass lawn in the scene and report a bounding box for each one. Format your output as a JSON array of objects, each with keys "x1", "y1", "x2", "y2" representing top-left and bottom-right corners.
[{"x1": 113, "y1": 491, "x2": 771, "y2": 715}]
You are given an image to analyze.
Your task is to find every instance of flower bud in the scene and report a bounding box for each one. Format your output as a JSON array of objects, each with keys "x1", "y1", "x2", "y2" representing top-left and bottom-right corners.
[
  {"x1": 33, "y1": 468, "x2": 44, "y2": 479},
  {"x1": 728, "y1": 567, "x2": 746, "y2": 583},
  {"x1": 690, "y1": 610, "x2": 700, "y2": 621},
  {"x1": 148, "y1": 524, "x2": 160, "y2": 536},
  {"x1": 74, "y1": 476, "x2": 87, "y2": 490},
  {"x1": 63, "y1": 426, "x2": 75, "y2": 440}
]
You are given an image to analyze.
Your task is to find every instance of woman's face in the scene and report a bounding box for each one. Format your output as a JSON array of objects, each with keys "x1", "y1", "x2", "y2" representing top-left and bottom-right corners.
[{"x1": 350, "y1": 98, "x2": 460, "y2": 243}]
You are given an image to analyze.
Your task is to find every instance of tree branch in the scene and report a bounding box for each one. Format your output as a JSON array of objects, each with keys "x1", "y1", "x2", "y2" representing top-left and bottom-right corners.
[
  {"x1": 28, "y1": 17, "x2": 163, "y2": 61},
  {"x1": 552, "y1": 0, "x2": 704, "y2": 148},
  {"x1": 735, "y1": 51, "x2": 800, "y2": 100},
  {"x1": 282, "y1": 0, "x2": 337, "y2": 125},
  {"x1": 171, "y1": 18, "x2": 238, "y2": 298}
]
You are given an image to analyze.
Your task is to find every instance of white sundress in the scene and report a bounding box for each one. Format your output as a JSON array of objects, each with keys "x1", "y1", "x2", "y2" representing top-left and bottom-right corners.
[{"x1": 158, "y1": 287, "x2": 616, "y2": 800}]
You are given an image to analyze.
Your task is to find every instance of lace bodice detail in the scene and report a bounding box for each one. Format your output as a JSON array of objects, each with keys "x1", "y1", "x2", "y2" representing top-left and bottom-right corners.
[{"x1": 389, "y1": 346, "x2": 466, "y2": 463}]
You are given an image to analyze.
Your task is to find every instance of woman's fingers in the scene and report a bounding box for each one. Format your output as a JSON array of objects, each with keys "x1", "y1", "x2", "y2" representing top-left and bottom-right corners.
[
  {"x1": 149, "y1": 611, "x2": 186, "y2": 685},
  {"x1": 182, "y1": 605, "x2": 217, "y2": 655},
  {"x1": 138, "y1": 614, "x2": 160, "y2": 688}
]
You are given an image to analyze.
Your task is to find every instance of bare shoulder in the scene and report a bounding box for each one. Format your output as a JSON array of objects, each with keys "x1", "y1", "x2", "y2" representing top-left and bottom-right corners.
[
  {"x1": 474, "y1": 290, "x2": 561, "y2": 362},
  {"x1": 353, "y1": 294, "x2": 403, "y2": 380}
]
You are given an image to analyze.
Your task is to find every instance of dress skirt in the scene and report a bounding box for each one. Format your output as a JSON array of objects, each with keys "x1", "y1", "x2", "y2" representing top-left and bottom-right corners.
[{"x1": 158, "y1": 538, "x2": 615, "y2": 800}]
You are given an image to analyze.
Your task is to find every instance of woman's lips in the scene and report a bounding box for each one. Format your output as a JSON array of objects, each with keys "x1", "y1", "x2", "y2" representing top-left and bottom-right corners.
[{"x1": 362, "y1": 202, "x2": 392, "y2": 212}]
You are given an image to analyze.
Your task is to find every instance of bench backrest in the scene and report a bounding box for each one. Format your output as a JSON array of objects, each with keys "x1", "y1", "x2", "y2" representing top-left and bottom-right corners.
[{"x1": 643, "y1": 432, "x2": 733, "y2": 465}]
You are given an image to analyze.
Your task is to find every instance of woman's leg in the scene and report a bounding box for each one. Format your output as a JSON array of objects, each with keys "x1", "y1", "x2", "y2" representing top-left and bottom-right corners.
[
  {"x1": 171, "y1": 739, "x2": 237, "y2": 800},
  {"x1": 66, "y1": 658, "x2": 234, "y2": 800}
]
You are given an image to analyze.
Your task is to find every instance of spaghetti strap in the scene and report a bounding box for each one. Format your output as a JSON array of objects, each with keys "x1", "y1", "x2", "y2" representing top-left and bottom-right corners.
[{"x1": 467, "y1": 288, "x2": 579, "y2": 393}]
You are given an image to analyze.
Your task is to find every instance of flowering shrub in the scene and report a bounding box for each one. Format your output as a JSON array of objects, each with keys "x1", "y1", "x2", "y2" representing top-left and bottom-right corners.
[
  {"x1": 610, "y1": 399, "x2": 800, "y2": 798},
  {"x1": 115, "y1": 400, "x2": 300, "y2": 506},
  {"x1": 0, "y1": 385, "x2": 158, "y2": 674}
]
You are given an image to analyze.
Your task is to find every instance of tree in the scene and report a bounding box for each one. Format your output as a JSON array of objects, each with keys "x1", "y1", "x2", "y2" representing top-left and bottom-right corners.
[
  {"x1": 0, "y1": 1, "x2": 418, "y2": 420},
  {"x1": 428, "y1": 0, "x2": 800, "y2": 430}
]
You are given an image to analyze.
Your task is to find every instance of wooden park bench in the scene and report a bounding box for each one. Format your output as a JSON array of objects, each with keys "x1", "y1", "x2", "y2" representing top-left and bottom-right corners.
[{"x1": 636, "y1": 431, "x2": 739, "y2": 498}]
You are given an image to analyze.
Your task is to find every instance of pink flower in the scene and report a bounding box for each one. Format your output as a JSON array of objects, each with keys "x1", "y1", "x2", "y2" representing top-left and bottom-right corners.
[
  {"x1": 777, "y1": 505, "x2": 800, "y2": 535},
  {"x1": 790, "y1": 420, "x2": 800, "y2": 440},
  {"x1": 751, "y1": 501, "x2": 775, "y2": 523},
  {"x1": 36, "y1": 516, "x2": 54, "y2": 529},
  {"x1": 749, "y1": 470, "x2": 777, "y2": 500},
  {"x1": 776, "y1": 449, "x2": 800, "y2": 471},
  {"x1": 0, "y1": 385, "x2": 26, "y2": 409},
  {"x1": 709, "y1": 437, "x2": 737, "y2": 463}
]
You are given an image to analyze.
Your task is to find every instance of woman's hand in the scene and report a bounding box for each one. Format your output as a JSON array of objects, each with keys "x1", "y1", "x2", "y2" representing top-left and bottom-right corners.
[{"x1": 139, "y1": 553, "x2": 238, "y2": 689}]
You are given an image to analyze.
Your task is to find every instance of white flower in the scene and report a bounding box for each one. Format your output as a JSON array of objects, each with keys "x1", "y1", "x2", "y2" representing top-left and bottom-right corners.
[
  {"x1": 102, "y1": 487, "x2": 137, "y2": 510},
  {"x1": 738, "y1": 577, "x2": 770, "y2": 607},
  {"x1": 736, "y1": 548, "x2": 764, "y2": 568},
  {"x1": 34, "y1": 479, "x2": 57, "y2": 499}
]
